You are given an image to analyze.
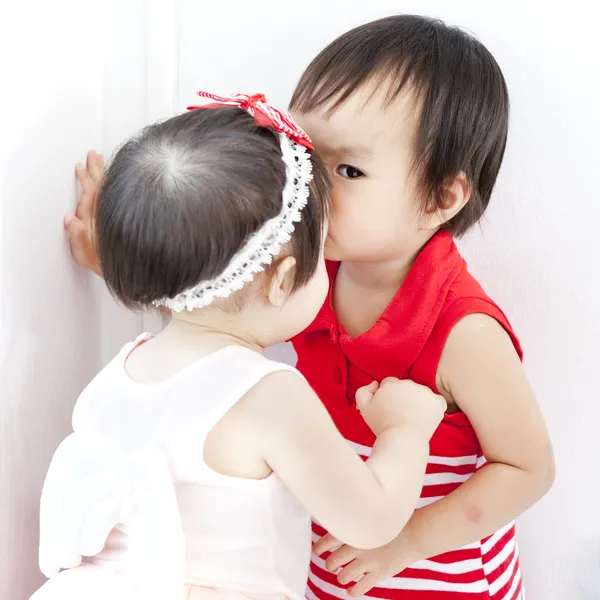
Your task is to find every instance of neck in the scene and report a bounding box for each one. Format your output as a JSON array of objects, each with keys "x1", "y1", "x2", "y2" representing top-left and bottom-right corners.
[
  {"x1": 341, "y1": 243, "x2": 428, "y2": 292},
  {"x1": 168, "y1": 310, "x2": 264, "y2": 355}
]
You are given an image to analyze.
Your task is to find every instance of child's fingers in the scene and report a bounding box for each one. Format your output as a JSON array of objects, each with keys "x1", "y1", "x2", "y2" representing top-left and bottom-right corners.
[
  {"x1": 75, "y1": 163, "x2": 96, "y2": 196},
  {"x1": 74, "y1": 179, "x2": 97, "y2": 224},
  {"x1": 337, "y1": 558, "x2": 367, "y2": 585},
  {"x1": 87, "y1": 150, "x2": 105, "y2": 182},
  {"x1": 64, "y1": 215, "x2": 100, "y2": 273},
  {"x1": 65, "y1": 222, "x2": 89, "y2": 265},
  {"x1": 348, "y1": 572, "x2": 379, "y2": 597},
  {"x1": 355, "y1": 381, "x2": 379, "y2": 411},
  {"x1": 325, "y1": 544, "x2": 361, "y2": 572},
  {"x1": 64, "y1": 214, "x2": 86, "y2": 237},
  {"x1": 75, "y1": 194, "x2": 93, "y2": 223},
  {"x1": 312, "y1": 533, "x2": 342, "y2": 557},
  {"x1": 75, "y1": 152, "x2": 104, "y2": 223}
]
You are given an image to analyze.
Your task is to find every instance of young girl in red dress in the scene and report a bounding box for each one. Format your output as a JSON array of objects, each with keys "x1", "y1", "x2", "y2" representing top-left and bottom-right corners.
[{"x1": 288, "y1": 15, "x2": 554, "y2": 600}]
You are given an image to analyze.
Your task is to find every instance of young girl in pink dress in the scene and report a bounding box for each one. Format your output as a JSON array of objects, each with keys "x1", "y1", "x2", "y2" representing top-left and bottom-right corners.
[{"x1": 32, "y1": 94, "x2": 445, "y2": 600}]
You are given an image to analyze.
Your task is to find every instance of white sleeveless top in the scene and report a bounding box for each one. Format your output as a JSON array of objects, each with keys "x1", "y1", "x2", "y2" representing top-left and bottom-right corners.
[{"x1": 41, "y1": 336, "x2": 311, "y2": 600}]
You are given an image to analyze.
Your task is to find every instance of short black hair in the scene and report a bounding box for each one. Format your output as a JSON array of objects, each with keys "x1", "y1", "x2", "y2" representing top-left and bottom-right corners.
[
  {"x1": 290, "y1": 15, "x2": 509, "y2": 237},
  {"x1": 95, "y1": 107, "x2": 329, "y2": 309}
]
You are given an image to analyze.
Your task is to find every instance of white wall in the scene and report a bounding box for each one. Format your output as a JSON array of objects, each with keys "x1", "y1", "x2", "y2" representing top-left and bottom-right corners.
[
  {"x1": 1, "y1": 0, "x2": 598, "y2": 598},
  {"x1": 0, "y1": 1, "x2": 172, "y2": 596},
  {"x1": 176, "y1": 1, "x2": 599, "y2": 598}
]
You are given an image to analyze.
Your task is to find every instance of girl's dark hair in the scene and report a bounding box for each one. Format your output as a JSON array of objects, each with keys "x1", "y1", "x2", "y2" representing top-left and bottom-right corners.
[
  {"x1": 290, "y1": 15, "x2": 509, "y2": 237},
  {"x1": 95, "y1": 107, "x2": 329, "y2": 309}
]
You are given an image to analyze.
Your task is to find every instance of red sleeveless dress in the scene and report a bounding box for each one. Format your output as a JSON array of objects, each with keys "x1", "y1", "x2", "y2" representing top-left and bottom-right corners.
[{"x1": 292, "y1": 232, "x2": 524, "y2": 600}]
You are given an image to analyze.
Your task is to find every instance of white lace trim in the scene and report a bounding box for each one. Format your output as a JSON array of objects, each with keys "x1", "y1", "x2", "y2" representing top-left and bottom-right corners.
[{"x1": 153, "y1": 134, "x2": 313, "y2": 312}]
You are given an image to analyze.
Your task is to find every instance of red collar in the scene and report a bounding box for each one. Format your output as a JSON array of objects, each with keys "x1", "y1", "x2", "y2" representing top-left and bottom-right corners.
[{"x1": 303, "y1": 231, "x2": 465, "y2": 379}]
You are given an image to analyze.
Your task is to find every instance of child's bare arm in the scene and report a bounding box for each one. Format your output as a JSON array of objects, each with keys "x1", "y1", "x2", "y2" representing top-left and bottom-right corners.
[
  {"x1": 316, "y1": 314, "x2": 554, "y2": 596},
  {"x1": 243, "y1": 373, "x2": 445, "y2": 551},
  {"x1": 400, "y1": 314, "x2": 554, "y2": 557}
]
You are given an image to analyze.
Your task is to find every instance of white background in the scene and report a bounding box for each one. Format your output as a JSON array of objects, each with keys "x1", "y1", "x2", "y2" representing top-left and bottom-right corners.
[{"x1": 1, "y1": 1, "x2": 599, "y2": 598}]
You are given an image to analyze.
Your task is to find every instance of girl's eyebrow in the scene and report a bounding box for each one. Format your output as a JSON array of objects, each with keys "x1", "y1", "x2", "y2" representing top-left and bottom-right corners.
[{"x1": 316, "y1": 143, "x2": 373, "y2": 159}]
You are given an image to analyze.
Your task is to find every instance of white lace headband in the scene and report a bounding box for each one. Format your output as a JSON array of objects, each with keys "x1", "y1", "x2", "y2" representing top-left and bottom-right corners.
[{"x1": 153, "y1": 93, "x2": 314, "y2": 312}]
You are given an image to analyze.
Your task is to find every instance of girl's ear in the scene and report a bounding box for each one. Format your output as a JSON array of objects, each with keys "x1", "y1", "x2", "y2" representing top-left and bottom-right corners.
[
  {"x1": 422, "y1": 171, "x2": 471, "y2": 230},
  {"x1": 266, "y1": 256, "x2": 296, "y2": 307}
]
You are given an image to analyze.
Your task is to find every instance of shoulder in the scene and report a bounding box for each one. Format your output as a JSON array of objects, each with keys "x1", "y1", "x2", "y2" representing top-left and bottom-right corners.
[
  {"x1": 438, "y1": 269, "x2": 523, "y2": 360},
  {"x1": 227, "y1": 368, "x2": 336, "y2": 457},
  {"x1": 435, "y1": 263, "x2": 523, "y2": 364},
  {"x1": 442, "y1": 313, "x2": 516, "y2": 360},
  {"x1": 250, "y1": 367, "x2": 308, "y2": 397},
  {"x1": 411, "y1": 272, "x2": 522, "y2": 390},
  {"x1": 235, "y1": 368, "x2": 320, "y2": 421},
  {"x1": 437, "y1": 313, "x2": 524, "y2": 405},
  {"x1": 72, "y1": 349, "x2": 127, "y2": 430}
]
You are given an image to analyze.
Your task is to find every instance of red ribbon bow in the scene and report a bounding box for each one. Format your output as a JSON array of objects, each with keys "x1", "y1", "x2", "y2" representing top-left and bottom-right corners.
[{"x1": 188, "y1": 92, "x2": 314, "y2": 151}]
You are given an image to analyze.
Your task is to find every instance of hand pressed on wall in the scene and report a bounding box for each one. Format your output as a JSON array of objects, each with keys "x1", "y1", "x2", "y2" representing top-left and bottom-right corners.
[
  {"x1": 313, "y1": 531, "x2": 418, "y2": 597},
  {"x1": 65, "y1": 150, "x2": 104, "y2": 275}
]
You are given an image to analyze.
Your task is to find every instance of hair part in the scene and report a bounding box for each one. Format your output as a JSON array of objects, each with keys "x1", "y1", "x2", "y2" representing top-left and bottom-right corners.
[
  {"x1": 95, "y1": 107, "x2": 329, "y2": 310},
  {"x1": 290, "y1": 15, "x2": 509, "y2": 236}
]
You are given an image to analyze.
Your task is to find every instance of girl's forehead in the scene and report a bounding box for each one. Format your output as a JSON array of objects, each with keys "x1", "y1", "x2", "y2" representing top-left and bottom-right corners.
[
  {"x1": 295, "y1": 79, "x2": 418, "y2": 140},
  {"x1": 295, "y1": 93, "x2": 417, "y2": 158}
]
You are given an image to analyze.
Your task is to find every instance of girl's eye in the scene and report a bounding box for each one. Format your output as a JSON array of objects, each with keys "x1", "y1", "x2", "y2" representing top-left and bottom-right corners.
[{"x1": 336, "y1": 164, "x2": 365, "y2": 180}]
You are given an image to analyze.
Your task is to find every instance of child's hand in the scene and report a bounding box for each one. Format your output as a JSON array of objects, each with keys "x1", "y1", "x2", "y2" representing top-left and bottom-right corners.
[
  {"x1": 313, "y1": 529, "x2": 418, "y2": 597},
  {"x1": 65, "y1": 150, "x2": 104, "y2": 275},
  {"x1": 356, "y1": 378, "x2": 446, "y2": 438}
]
